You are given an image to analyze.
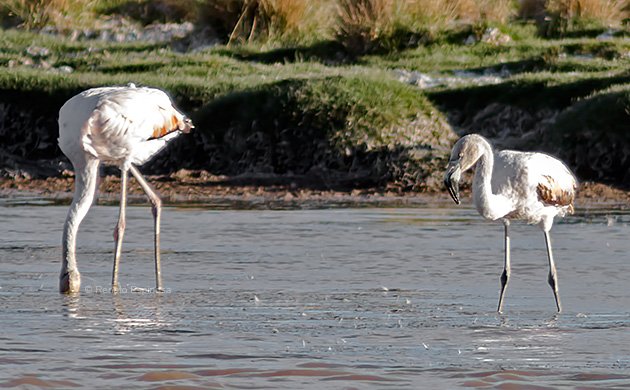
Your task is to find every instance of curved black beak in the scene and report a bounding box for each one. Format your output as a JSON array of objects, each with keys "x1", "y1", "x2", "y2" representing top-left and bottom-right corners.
[{"x1": 444, "y1": 162, "x2": 461, "y2": 205}]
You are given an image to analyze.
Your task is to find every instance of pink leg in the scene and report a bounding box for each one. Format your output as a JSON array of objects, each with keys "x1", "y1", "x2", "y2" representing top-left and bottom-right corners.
[
  {"x1": 129, "y1": 166, "x2": 163, "y2": 291},
  {"x1": 112, "y1": 168, "x2": 128, "y2": 292}
]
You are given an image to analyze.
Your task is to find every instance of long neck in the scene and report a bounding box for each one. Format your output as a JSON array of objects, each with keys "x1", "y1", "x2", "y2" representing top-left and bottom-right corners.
[
  {"x1": 62, "y1": 158, "x2": 99, "y2": 274},
  {"x1": 472, "y1": 143, "x2": 512, "y2": 220}
]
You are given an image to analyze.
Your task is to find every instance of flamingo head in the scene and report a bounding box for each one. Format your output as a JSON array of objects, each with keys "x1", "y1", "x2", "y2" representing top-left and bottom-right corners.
[
  {"x1": 180, "y1": 116, "x2": 194, "y2": 133},
  {"x1": 444, "y1": 160, "x2": 462, "y2": 205},
  {"x1": 444, "y1": 134, "x2": 488, "y2": 205}
]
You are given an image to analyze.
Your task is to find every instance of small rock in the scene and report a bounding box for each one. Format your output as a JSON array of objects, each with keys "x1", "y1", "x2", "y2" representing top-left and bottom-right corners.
[
  {"x1": 55, "y1": 65, "x2": 74, "y2": 73},
  {"x1": 597, "y1": 29, "x2": 617, "y2": 40},
  {"x1": 25, "y1": 46, "x2": 50, "y2": 58},
  {"x1": 464, "y1": 34, "x2": 477, "y2": 45},
  {"x1": 481, "y1": 27, "x2": 511, "y2": 45},
  {"x1": 38, "y1": 60, "x2": 52, "y2": 69}
]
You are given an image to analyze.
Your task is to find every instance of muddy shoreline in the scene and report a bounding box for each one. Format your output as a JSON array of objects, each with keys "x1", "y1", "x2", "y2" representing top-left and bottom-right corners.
[{"x1": 1, "y1": 170, "x2": 628, "y2": 210}]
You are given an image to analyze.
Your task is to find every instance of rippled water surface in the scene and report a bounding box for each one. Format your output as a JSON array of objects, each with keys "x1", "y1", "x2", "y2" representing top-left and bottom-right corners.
[{"x1": 2, "y1": 200, "x2": 630, "y2": 388}]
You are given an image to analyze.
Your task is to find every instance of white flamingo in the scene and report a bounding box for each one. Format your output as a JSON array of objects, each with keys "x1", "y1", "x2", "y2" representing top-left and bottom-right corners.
[
  {"x1": 443, "y1": 134, "x2": 577, "y2": 313},
  {"x1": 58, "y1": 84, "x2": 193, "y2": 294}
]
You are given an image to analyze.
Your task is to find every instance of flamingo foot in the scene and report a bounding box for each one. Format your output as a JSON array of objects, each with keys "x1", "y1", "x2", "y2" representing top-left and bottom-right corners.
[{"x1": 59, "y1": 270, "x2": 81, "y2": 294}]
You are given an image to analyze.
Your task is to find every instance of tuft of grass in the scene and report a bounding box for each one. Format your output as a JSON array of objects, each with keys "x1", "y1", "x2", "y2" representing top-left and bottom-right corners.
[
  {"x1": 254, "y1": 0, "x2": 331, "y2": 45},
  {"x1": 537, "y1": 0, "x2": 630, "y2": 37},
  {"x1": 199, "y1": 0, "x2": 332, "y2": 47},
  {"x1": 334, "y1": 0, "x2": 398, "y2": 54},
  {"x1": 405, "y1": 0, "x2": 516, "y2": 26},
  {"x1": 334, "y1": 0, "x2": 519, "y2": 54},
  {"x1": 0, "y1": 0, "x2": 101, "y2": 30}
]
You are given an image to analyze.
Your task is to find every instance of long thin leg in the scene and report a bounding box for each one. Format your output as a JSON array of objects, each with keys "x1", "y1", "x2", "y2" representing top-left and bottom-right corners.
[
  {"x1": 129, "y1": 165, "x2": 163, "y2": 291},
  {"x1": 61, "y1": 157, "x2": 100, "y2": 294},
  {"x1": 544, "y1": 231, "x2": 562, "y2": 313},
  {"x1": 497, "y1": 220, "x2": 511, "y2": 313},
  {"x1": 112, "y1": 168, "x2": 128, "y2": 292}
]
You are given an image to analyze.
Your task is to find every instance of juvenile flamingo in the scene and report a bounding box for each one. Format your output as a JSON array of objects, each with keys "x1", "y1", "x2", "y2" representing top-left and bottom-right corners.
[
  {"x1": 58, "y1": 84, "x2": 193, "y2": 294},
  {"x1": 443, "y1": 134, "x2": 576, "y2": 313}
]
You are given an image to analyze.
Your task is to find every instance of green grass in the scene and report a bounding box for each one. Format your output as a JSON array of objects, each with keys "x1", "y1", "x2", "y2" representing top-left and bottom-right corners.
[
  {"x1": 1, "y1": 25, "x2": 630, "y2": 188},
  {"x1": 361, "y1": 36, "x2": 630, "y2": 73},
  {"x1": 0, "y1": 28, "x2": 456, "y2": 188}
]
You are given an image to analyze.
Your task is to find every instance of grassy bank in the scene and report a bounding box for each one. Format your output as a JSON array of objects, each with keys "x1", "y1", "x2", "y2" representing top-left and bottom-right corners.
[
  {"x1": 0, "y1": 2, "x2": 629, "y2": 191},
  {"x1": 0, "y1": 28, "x2": 457, "y2": 190}
]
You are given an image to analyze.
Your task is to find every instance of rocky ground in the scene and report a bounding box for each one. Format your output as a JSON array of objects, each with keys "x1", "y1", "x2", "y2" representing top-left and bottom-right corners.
[{"x1": 40, "y1": 17, "x2": 218, "y2": 52}]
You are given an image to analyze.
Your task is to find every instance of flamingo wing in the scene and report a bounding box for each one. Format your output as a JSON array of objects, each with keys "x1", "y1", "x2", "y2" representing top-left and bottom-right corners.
[
  {"x1": 536, "y1": 174, "x2": 576, "y2": 213},
  {"x1": 528, "y1": 154, "x2": 577, "y2": 213}
]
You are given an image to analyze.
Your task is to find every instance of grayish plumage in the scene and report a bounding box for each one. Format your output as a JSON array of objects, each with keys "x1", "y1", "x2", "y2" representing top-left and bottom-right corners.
[{"x1": 444, "y1": 134, "x2": 577, "y2": 313}]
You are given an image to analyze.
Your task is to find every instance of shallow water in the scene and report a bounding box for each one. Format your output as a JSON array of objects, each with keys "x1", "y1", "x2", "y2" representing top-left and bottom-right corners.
[{"x1": 2, "y1": 200, "x2": 630, "y2": 388}]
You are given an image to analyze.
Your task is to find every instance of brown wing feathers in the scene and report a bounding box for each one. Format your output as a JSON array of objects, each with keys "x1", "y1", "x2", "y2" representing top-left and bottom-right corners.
[
  {"x1": 150, "y1": 114, "x2": 181, "y2": 140},
  {"x1": 536, "y1": 175, "x2": 576, "y2": 213}
]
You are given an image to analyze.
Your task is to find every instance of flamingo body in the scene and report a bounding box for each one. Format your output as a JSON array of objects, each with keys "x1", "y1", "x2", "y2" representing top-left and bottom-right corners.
[
  {"x1": 444, "y1": 134, "x2": 576, "y2": 313},
  {"x1": 58, "y1": 84, "x2": 193, "y2": 294},
  {"x1": 478, "y1": 149, "x2": 576, "y2": 228}
]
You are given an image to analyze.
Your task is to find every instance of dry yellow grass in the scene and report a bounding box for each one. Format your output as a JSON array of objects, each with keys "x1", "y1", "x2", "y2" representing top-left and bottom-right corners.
[
  {"x1": 404, "y1": 0, "x2": 516, "y2": 25},
  {"x1": 252, "y1": 0, "x2": 333, "y2": 44},
  {"x1": 334, "y1": 0, "x2": 396, "y2": 52},
  {"x1": 206, "y1": 0, "x2": 333, "y2": 45},
  {"x1": 2, "y1": 0, "x2": 98, "y2": 29},
  {"x1": 334, "y1": 0, "x2": 517, "y2": 53},
  {"x1": 2, "y1": 0, "x2": 627, "y2": 43},
  {"x1": 546, "y1": 0, "x2": 630, "y2": 26}
]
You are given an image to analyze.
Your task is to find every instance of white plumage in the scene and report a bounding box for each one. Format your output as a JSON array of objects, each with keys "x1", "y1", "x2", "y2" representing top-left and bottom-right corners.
[
  {"x1": 58, "y1": 84, "x2": 193, "y2": 294},
  {"x1": 444, "y1": 134, "x2": 577, "y2": 313}
]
